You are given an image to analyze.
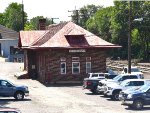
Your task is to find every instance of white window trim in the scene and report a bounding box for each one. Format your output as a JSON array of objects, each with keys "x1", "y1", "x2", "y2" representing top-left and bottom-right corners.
[
  {"x1": 72, "y1": 62, "x2": 80, "y2": 74},
  {"x1": 72, "y1": 57, "x2": 79, "y2": 61},
  {"x1": 60, "y1": 62, "x2": 66, "y2": 74},
  {"x1": 86, "y1": 62, "x2": 91, "y2": 73}
]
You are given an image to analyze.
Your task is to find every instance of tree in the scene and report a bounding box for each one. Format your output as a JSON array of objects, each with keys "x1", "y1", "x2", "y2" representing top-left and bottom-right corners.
[
  {"x1": 0, "y1": 13, "x2": 5, "y2": 25},
  {"x1": 86, "y1": 1, "x2": 150, "y2": 61},
  {"x1": 24, "y1": 16, "x2": 53, "y2": 30},
  {"x1": 87, "y1": 7, "x2": 114, "y2": 41},
  {"x1": 3, "y1": 2, "x2": 27, "y2": 32},
  {"x1": 71, "y1": 5, "x2": 102, "y2": 28}
]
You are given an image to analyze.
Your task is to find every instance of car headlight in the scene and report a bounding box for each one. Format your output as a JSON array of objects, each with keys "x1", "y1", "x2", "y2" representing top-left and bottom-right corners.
[
  {"x1": 127, "y1": 94, "x2": 132, "y2": 99},
  {"x1": 25, "y1": 86, "x2": 28, "y2": 91}
]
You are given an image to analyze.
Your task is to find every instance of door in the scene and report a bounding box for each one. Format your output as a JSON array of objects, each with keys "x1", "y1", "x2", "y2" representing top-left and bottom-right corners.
[
  {"x1": 38, "y1": 55, "x2": 46, "y2": 83},
  {"x1": 0, "y1": 80, "x2": 14, "y2": 96},
  {"x1": 145, "y1": 88, "x2": 150, "y2": 104}
]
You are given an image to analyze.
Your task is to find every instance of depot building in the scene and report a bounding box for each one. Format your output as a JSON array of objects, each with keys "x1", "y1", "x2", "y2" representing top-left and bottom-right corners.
[{"x1": 19, "y1": 19, "x2": 120, "y2": 83}]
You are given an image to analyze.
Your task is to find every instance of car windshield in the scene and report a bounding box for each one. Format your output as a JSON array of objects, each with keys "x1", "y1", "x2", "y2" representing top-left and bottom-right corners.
[
  {"x1": 7, "y1": 80, "x2": 14, "y2": 86},
  {"x1": 99, "y1": 74, "x2": 105, "y2": 77},
  {"x1": 131, "y1": 68, "x2": 140, "y2": 72},
  {"x1": 113, "y1": 75, "x2": 122, "y2": 81},
  {"x1": 106, "y1": 68, "x2": 116, "y2": 75},
  {"x1": 139, "y1": 85, "x2": 150, "y2": 92}
]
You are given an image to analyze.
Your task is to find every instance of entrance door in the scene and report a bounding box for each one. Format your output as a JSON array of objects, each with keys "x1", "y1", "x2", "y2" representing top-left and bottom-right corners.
[{"x1": 38, "y1": 55, "x2": 46, "y2": 83}]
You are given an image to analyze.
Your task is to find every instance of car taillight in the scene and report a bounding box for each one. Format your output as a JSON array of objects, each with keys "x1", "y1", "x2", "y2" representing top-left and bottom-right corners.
[{"x1": 87, "y1": 81, "x2": 92, "y2": 85}]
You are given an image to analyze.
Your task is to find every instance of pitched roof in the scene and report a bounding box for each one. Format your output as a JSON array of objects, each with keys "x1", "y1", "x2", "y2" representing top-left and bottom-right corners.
[
  {"x1": 0, "y1": 25, "x2": 18, "y2": 39},
  {"x1": 19, "y1": 22, "x2": 121, "y2": 49}
]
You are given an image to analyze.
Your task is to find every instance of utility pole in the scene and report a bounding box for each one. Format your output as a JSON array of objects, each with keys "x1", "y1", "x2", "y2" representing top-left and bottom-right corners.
[
  {"x1": 22, "y1": 0, "x2": 24, "y2": 30},
  {"x1": 128, "y1": 1, "x2": 132, "y2": 73},
  {"x1": 51, "y1": 18, "x2": 59, "y2": 24},
  {"x1": 68, "y1": 9, "x2": 79, "y2": 25}
]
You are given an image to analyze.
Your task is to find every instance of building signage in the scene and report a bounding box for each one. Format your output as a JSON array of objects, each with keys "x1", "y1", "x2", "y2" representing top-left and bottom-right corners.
[{"x1": 69, "y1": 49, "x2": 86, "y2": 53}]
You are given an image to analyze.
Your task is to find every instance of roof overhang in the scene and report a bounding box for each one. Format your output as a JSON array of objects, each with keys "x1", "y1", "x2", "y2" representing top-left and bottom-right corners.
[{"x1": 20, "y1": 45, "x2": 122, "y2": 50}]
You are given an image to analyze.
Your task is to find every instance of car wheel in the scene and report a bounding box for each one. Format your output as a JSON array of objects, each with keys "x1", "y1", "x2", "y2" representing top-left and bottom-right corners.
[
  {"x1": 103, "y1": 93, "x2": 106, "y2": 96},
  {"x1": 111, "y1": 92, "x2": 119, "y2": 100},
  {"x1": 14, "y1": 91, "x2": 24, "y2": 100},
  {"x1": 133, "y1": 99, "x2": 143, "y2": 110}
]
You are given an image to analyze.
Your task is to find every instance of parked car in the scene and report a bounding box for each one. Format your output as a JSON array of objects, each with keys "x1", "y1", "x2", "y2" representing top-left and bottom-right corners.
[
  {"x1": 0, "y1": 108, "x2": 21, "y2": 113},
  {"x1": 83, "y1": 69, "x2": 118, "y2": 94},
  {"x1": 121, "y1": 66, "x2": 144, "y2": 79},
  {"x1": 120, "y1": 84, "x2": 150, "y2": 110},
  {"x1": 97, "y1": 74, "x2": 140, "y2": 95},
  {"x1": 0, "y1": 79, "x2": 29, "y2": 100},
  {"x1": 83, "y1": 73, "x2": 106, "y2": 94},
  {"x1": 104, "y1": 79, "x2": 150, "y2": 100},
  {"x1": 87, "y1": 73, "x2": 106, "y2": 79}
]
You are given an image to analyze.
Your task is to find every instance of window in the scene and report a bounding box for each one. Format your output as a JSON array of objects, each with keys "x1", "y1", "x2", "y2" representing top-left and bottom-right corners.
[
  {"x1": 0, "y1": 80, "x2": 11, "y2": 87},
  {"x1": 121, "y1": 76, "x2": 138, "y2": 81},
  {"x1": 10, "y1": 46, "x2": 15, "y2": 55},
  {"x1": 60, "y1": 62, "x2": 66, "y2": 74},
  {"x1": 91, "y1": 74, "x2": 98, "y2": 77},
  {"x1": 60, "y1": 57, "x2": 66, "y2": 74},
  {"x1": 72, "y1": 62, "x2": 80, "y2": 74},
  {"x1": 86, "y1": 62, "x2": 91, "y2": 73},
  {"x1": 135, "y1": 81, "x2": 144, "y2": 86}
]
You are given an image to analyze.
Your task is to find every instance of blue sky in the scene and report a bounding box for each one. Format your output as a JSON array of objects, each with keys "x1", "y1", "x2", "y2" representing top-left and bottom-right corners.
[{"x1": 0, "y1": 0, "x2": 114, "y2": 22}]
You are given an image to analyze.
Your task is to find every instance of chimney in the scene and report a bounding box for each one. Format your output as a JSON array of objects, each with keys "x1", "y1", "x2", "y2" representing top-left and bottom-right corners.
[{"x1": 38, "y1": 19, "x2": 46, "y2": 30}]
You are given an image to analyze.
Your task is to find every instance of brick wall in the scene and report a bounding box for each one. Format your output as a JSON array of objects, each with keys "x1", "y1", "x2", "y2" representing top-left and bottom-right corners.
[{"x1": 35, "y1": 49, "x2": 106, "y2": 83}]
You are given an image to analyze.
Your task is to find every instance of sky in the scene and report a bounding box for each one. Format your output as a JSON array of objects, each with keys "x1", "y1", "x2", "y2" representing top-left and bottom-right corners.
[{"x1": 0, "y1": 0, "x2": 114, "y2": 22}]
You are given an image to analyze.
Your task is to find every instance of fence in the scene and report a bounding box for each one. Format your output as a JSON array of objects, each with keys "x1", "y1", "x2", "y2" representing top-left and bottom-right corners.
[{"x1": 106, "y1": 59, "x2": 150, "y2": 73}]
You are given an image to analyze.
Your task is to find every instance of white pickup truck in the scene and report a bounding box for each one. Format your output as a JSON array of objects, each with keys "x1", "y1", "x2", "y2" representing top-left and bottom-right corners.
[{"x1": 121, "y1": 66, "x2": 144, "y2": 79}]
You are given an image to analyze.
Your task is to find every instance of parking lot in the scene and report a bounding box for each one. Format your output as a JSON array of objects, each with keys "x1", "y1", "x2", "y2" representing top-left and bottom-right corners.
[{"x1": 0, "y1": 62, "x2": 150, "y2": 113}]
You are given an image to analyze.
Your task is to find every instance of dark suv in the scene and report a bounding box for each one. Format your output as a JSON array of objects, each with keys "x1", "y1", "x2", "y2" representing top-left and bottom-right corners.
[
  {"x1": 120, "y1": 84, "x2": 150, "y2": 110},
  {"x1": 0, "y1": 79, "x2": 29, "y2": 100}
]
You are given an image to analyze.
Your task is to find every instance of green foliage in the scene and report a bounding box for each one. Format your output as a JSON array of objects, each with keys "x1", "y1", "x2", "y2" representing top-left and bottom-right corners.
[
  {"x1": 71, "y1": 5, "x2": 102, "y2": 28},
  {"x1": 24, "y1": 16, "x2": 53, "y2": 30},
  {"x1": 85, "y1": 1, "x2": 150, "y2": 61},
  {"x1": 2, "y1": 2, "x2": 27, "y2": 32},
  {"x1": 0, "y1": 13, "x2": 5, "y2": 25},
  {"x1": 24, "y1": 22, "x2": 35, "y2": 31}
]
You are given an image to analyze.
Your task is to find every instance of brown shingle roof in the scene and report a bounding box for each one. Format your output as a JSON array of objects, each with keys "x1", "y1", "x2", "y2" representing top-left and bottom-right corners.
[{"x1": 19, "y1": 22, "x2": 121, "y2": 49}]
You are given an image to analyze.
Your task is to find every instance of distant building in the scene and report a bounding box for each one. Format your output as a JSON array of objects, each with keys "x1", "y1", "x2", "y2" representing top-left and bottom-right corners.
[
  {"x1": 19, "y1": 20, "x2": 121, "y2": 83},
  {"x1": 0, "y1": 25, "x2": 23, "y2": 62}
]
